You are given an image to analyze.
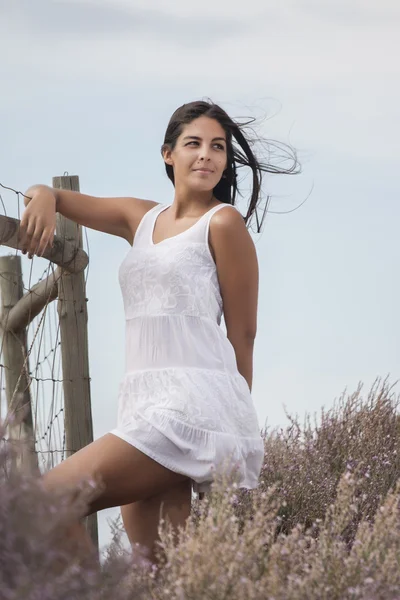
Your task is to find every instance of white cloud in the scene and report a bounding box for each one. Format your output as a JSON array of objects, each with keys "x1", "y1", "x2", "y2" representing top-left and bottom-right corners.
[
  {"x1": 93, "y1": 0, "x2": 400, "y2": 24},
  {"x1": 1, "y1": 0, "x2": 398, "y2": 88},
  {"x1": 1, "y1": 0, "x2": 397, "y2": 161},
  {"x1": 0, "y1": 0, "x2": 256, "y2": 42}
]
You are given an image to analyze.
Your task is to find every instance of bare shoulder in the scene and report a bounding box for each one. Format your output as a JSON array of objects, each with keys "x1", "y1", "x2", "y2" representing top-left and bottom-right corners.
[
  {"x1": 124, "y1": 198, "x2": 160, "y2": 244},
  {"x1": 211, "y1": 203, "x2": 246, "y2": 230},
  {"x1": 209, "y1": 204, "x2": 258, "y2": 338},
  {"x1": 209, "y1": 204, "x2": 254, "y2": 258}
]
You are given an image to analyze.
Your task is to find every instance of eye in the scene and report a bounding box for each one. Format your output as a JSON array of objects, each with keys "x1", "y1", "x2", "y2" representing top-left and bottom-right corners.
[{"x1": 214, "y1": 144, "x2": 225, "y2": 150}]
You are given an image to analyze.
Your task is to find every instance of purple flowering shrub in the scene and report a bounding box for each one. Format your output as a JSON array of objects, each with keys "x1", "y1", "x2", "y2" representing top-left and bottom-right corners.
[{"x1": 1, "y1": 375, "x2": 400, "y2": 598}]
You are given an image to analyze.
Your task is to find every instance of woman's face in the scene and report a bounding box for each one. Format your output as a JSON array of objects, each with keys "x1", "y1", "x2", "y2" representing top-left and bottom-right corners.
[{"x1": 164, "y1": 116, "x2": 228, "y2": 193}]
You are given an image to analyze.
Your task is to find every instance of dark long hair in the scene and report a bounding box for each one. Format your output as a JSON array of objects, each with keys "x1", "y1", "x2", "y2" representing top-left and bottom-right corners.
[{"x1": 160, "y1": 99, "x2": 300, "y2": 233}]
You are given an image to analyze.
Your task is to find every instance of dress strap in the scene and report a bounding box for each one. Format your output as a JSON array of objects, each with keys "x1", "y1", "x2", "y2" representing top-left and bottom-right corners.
[
  {"x1": 203, "y1": 203, "x2": 238, "y2": 246},
  {"x1": 135, "y1": 201, "x2": 238, "y2": 247},
  {"x1": 133, "y1": 203, "x2": 164, "y2": 247}
]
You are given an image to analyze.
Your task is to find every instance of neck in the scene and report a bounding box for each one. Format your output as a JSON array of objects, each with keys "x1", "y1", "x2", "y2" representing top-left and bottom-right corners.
[{"x1": 170, "y1": 185, "x2": 217, "y2": 218}]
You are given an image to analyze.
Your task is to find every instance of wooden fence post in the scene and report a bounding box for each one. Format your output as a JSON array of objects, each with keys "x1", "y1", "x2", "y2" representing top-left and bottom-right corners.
[
  {"x1": 53, "y1": 175, "x2": 98, "y2": 552},
  {"x1": 0, "y1": 255, "x2": 38, "y2": 474}
]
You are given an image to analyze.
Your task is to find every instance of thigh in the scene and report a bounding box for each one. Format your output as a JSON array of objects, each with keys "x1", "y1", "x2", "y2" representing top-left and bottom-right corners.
[
  {"x1": 40, "y1": 433, "x2": 190, "y2": 515},
  {"x1": 121, "y1": 479, "x2": 192, "y2": 549}
]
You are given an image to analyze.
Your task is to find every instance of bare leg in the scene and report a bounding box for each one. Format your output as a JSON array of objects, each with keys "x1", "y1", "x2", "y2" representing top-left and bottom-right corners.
[
  {"x1": 47, "y1": 520, "x2": 99, "y2": 575},
  {"x1": 40, "y1": 433, "x2": 191, "y2": 571},
  {"x1": 121, "y1": 479, "x2": 192, "y2": 567}
]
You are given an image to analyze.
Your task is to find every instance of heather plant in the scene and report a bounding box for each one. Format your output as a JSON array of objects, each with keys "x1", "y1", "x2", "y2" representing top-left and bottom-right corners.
[
  {"x1": 1, "y1": 375, "x2": 400, "y2": 599},
  {"x1": 256, "y1": 376, "x2": 400, "y2": 540},
  {"x1": 0, "y1": 422, "x2": 151, "y2": 599}
]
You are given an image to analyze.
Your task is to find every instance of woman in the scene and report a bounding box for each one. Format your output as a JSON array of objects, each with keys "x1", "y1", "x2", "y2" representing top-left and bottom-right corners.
[{"x1": 20, "y1": 100, "x2": 298, "y2": 568}]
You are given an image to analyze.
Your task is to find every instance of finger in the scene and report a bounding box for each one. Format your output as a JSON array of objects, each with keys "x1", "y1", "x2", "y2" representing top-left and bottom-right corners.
[
  {"x1": 28, "y1": 222, "x2": 44, "y2": 258},
  {"x1": 18, "y1": 219, "x2": 26, "y2": 240},
  {"x1": 35, "y1": 228, "x2": 48, "y2": 257},
  {"x1": 30, "y1": 238, "x2": 41, "y2": 258},
  {"x1": 18, "y1": 217, "x2": 33, "y2": 252},
  {"x1": 25, "y1": 218, "x2": 36, "y2": 238},
  {"x1": 24, "y1": 218, "x2": 37, "y2": 254},
  {"x1": 37, "y1": 225, "x2": 55, "y2": 257},
  {"x1": 38, "y1": 231, "x2": 54, "y2": 257},
  {"x1": 19, "y1": 211, "x2": 30, "y2": 232},
  {"x1": 37, "y1": 235, "x2": 46, "y2": 257}
]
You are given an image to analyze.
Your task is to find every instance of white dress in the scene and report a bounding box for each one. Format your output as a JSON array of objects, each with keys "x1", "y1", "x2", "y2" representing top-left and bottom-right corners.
[{"x1": 109, "y1": 202, "x2": 265, "y2": 494}]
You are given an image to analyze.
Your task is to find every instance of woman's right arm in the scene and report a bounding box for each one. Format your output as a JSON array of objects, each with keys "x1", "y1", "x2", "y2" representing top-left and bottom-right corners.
[{"x1": 21, "y1": 184, "x2": 156, "y2": 257}]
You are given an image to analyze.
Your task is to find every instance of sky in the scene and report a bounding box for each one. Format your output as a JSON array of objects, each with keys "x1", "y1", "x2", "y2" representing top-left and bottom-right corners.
[{"x1": 1, "y1": 0, "x2": 399, "y2": 553}]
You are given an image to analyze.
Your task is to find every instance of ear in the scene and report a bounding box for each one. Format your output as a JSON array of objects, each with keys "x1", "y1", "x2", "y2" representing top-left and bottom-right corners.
[{"x1": 162, "y1": 145, "x2": 174, "y2": 166}]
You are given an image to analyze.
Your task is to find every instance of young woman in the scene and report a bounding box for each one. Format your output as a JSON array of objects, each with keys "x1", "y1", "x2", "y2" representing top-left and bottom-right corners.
[{"x1": 20, "y1": 100, "x2": 298, "y2": 568}]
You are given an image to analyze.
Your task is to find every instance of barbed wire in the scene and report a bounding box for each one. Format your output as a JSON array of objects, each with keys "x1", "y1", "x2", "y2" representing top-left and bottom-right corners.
[
  {"x1": 34, "y1": 406, "x2": 64, "y2": 444},
  {"x1": 0, "y1": 182, "x2": 32, "y2": 202}
]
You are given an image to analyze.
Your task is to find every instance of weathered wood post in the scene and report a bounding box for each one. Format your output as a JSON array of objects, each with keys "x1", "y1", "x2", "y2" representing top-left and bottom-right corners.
[
  {"x1": 0, "y1": 255, "x2": 38, "y2": 474},
  {"x1": 53, "y1": 175, "x2": 98, "y2": 551}
]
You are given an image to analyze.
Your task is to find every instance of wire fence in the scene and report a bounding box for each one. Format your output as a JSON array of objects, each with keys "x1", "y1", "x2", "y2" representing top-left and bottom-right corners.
[{"x1": 0, "y1": 181, "x2": 91, "y2": 472}]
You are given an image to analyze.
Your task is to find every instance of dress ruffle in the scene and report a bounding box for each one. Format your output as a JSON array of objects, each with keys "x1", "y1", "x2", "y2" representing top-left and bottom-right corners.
[{"x1": 109, "y1": 367, "x2": 265, "y2": 494}]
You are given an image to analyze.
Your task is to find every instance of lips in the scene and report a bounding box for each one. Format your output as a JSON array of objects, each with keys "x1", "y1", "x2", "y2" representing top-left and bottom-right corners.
[{"x1": 194, "y1": 169, "x2": 213, "y2": 173}]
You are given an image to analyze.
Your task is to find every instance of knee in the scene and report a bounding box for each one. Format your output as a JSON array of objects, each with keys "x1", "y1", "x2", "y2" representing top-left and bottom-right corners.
[{"x1": 40, "y1": 466, "x2": 103, "y2": 515}]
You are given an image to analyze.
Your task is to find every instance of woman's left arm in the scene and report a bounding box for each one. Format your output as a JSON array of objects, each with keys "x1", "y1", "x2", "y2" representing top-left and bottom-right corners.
[{"x1": 210, "y1": 207, "x2": 259, "y2": 392}]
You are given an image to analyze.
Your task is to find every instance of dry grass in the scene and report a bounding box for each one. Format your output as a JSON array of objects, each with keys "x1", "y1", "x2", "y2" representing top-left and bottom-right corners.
[{"x1": 1, "y1": 375, "x2": 400, "y2": 599}]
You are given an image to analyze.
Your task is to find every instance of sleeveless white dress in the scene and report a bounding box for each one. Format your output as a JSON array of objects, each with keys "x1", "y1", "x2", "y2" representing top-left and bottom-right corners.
[{"x1": 109, "y1": 202, "x2": 265, "y2": 494}]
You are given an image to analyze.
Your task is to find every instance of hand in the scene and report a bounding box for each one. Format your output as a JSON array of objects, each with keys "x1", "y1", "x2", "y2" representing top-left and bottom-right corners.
[{"x1": 19, "y1": 187, "x2": 57, "y2": 259}]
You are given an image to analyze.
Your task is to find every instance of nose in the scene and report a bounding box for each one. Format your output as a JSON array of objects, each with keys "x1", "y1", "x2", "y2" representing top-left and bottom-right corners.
[{"x1": 199, "y1": 147, "x2": 211, "y2": 162}]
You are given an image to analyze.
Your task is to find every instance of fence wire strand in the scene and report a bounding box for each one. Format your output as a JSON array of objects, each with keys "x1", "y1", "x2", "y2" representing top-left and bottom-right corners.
[{"x1": 0, "y1": 182, "x2": 91, "y2": 472}]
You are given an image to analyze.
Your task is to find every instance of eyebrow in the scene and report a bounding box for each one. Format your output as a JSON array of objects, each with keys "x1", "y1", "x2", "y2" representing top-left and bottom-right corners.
[{"x1": 182, "y1": 135, "x2": 226, "y2": 143}]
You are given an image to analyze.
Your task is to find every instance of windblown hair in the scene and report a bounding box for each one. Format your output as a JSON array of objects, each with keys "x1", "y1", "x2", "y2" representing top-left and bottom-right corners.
[{"x1": 161, "y1": 99, "x2": 300, "y2": 232}]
